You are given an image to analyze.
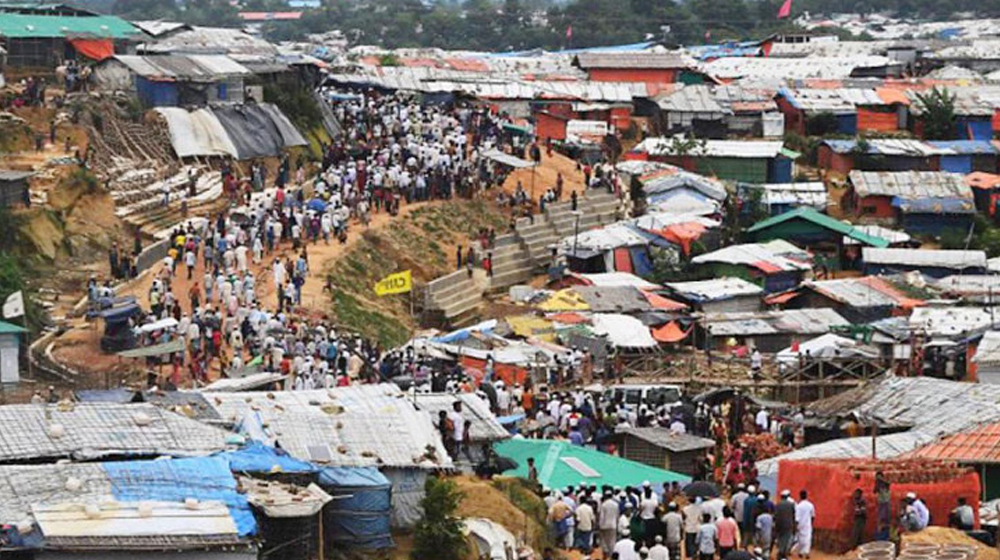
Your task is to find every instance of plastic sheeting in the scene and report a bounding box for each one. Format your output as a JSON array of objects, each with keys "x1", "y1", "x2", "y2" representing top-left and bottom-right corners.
[
  {"x1": 71, "y1": 39, "x2": 114, "y2": 61},
  {"x1": 103, "y1": 456, "x2": 256, "y2": 537},
  {"x1": 156, "y1": 103, "x2": 304, "y2": 159},
  {"x1": 156, "y1": 107, "x2": 238, "y2": 158},
  {"x1": 320, "y1": 467, "x2": 393, "y2": 549},
  {"x1": 591, "y1": 313, "x2": 658, "y2": 348},
  {"x1": 221, "y1": 442, "x2": 317, "y2": 474}
]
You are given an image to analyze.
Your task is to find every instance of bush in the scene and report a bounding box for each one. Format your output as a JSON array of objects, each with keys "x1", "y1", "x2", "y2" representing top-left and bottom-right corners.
[{"x1": 412, "y1": 476, "x2": 467, "y2": 560}]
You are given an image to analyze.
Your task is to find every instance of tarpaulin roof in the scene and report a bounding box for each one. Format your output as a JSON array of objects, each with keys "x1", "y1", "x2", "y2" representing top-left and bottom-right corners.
[
  {"x1": 692, "y1": 241, "x2": 812, "y2": 273},
  {"x1": 776, "y1": 333, "x2": 880, "y2": 363},
  {"x1": 538, "y1": 289, "x2": 590, "y2": 312},
  {"x1": 974, "y1": 331, "x2": 1000, "y2": 366},
  {"x1": 591, "y1": 313, "x2": 658, "y2": 348},
  {"x1": 156, "y1": 103, "x2": 305, "y2": 159},
  {"x1": 480, "y1": 149, "x2": 535, "y2": 169},
  {"x1": 117, "y1": 337, "x2": 185, "y2": 358},
  {"x1": 496, "y1": 438, "x2": 689, "y2": 490},
  {"x1": 576, "y1": 272, "x2": 658, "y2": 290},
  {"x1": 804, "y1": 276, "x2": 926, "y2": 309},
  {"x1": 967, "y1": 172, "x2": 1000, "y2": 190},
  {"x1": 634, "y1": 138, "x2": 785, "y2": 158},
  {"x1": 704, "y1": 308, "x2": 850, "y2": 337},
  {"x1": 640, "y1": 166, "x2": 728, "y2": 201},
  {"x1": 411, "y1": 393, "x2": 510, "y2": 442},
  {"x1": 667, "y1": 277, "x2": 763, "y2": 302},
  {"x1": 747, "y1": 207, "x2": 890, "y2": 247},
  {"x1": 652, "y1": 321, "x2": 690, "y2": 343},
  {"x1": 862, "y1": 248, "x2": 987, "y2": 270},
  {"x1": 505, "y1": 315, "x2": 556, "y2": 342},
  {"x1": 113, "y1": 54, "x2": 251, "y2": 80},
  {"x1": 618, "y1": 428, "x2": 715, "y2": 452}
]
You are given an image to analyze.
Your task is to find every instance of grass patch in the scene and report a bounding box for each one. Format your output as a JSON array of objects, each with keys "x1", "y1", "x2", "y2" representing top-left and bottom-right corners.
[
  {"x1": 491, "y1": 478, "x2": 549, "y2": 536},
  {"x1": 331, "y1": 289, "x2": 410, "y2": 348}
]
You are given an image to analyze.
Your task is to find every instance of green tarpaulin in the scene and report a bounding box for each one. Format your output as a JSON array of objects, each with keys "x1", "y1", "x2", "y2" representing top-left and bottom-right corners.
[
  {"x1": 495, "y1": 438, "x2": 689, "y2": 490},
  {"x1": 117, "y1": 337, "x2": 185, "y2": 359}
]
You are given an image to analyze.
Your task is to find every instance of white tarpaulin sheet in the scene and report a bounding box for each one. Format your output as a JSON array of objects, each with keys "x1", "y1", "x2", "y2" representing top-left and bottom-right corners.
[
  {"x1": 137, "y1": 317, "x2": 179, "y2": 334},
  {"x1": 33, "y1": 501, "x2": 237, "y2": 537},
  {"x1": 591, "y1": 313, "x2": 658, "y2": 348},
  {"x1": 156, "y1": 107, "x2": 238, "y2": 158},
  {"x1": 776, "y1": 333, "x2": 880, "y2": 364}
]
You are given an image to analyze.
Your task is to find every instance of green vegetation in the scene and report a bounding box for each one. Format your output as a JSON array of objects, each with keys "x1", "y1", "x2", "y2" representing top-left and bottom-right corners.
[
  {"x1": 915, "y1": 87, "x2": 957, "y2": 141},
  {"x1": 0, "y1": 208, "x2": 42, "y2": 336},
  {"x1": 412, "y1": 477, "x2": 467, "y2": 560},
  {"x1": 491, "y1": 478, "x2": 548, "y2": 531},
  {"x1": 330, "y1": 289, "x2": 410, "y2": 348}
]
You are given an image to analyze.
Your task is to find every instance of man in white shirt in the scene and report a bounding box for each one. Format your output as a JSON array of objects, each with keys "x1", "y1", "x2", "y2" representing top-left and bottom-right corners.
[
  {"x1": 598, "y1": 492, "x2": 619, "y2": 557},
  {"x1": 447, "y1": 401, "x2": 467, "y2": 459},
  {"x1": 613, "y1": 528, "x2": 639, "y2": 560},
  {"x1": 648, "y1": 535, "x2": 669, "y2": 560},
  {"x1": 575, "y1": 499, "x2": 596, "y2": 553},
  {"x1": 755, "y1": 407, "x2": 770, "y2": 433},
  {"x1": 794, "y1": 490, "x2": 816, "y2": 559}
]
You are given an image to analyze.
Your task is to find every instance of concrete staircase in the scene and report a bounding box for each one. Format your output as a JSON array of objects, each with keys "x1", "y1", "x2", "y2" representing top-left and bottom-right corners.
[
  {"x1": 423, "y1": 189, "x2": 622, "y2": 327},
  {"x1": 424, "y1": 269, "x2": 488, "y2": 328}
]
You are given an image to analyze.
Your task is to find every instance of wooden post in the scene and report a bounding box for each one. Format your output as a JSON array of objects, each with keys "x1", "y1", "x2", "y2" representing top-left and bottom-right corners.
[{"x1": 318, "y1": 508, "x2": 325, "y2": 560}]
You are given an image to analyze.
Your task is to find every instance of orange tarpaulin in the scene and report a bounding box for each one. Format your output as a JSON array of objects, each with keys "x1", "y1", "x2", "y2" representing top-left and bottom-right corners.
[
  {"x1": 613, "y1": 248, "x2": 633, "y2": 273},
  {"x1": 967, "y1": 172, "x2": 1000, "y2": 190},
  {"x1": 548, "y1": 312, "x2": 589, "y2": 324},
  {"x1": 70, "y1": 39, "x2": 114, "y2": 61},
  {"x1": 652, "y1": 321, "x2": 691, "y2": 343},
  {"x1": 662, "y1": 222, "x2": 707, "y2": 255},
  {"x1": 642, "y1": 291, "x2": 687, "y2": 311}
]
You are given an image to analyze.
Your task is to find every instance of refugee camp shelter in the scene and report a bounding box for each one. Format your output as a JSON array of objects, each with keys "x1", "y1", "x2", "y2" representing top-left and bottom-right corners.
[
  {"x1": 666, "y1": 277, "x2": 763, "y2": 314},
  {"x1": 411, "y1": 392, "x2": 509, "y2": 463},
  {"x1": 155, "y1": 103, "x2": 307, "y2": 159},
  {"x1": 93, "y1": 54, "x2": 252, "y2": 107},
  {"x1": 699, "y1": 308, "x2": 850, "y2": 353},
  {"x1": 862, "y1": 248, "x2": 987, "y2": 278},
  {"x1": 573, "y1": 52, "x2": 692, "y2": 84},
  {"x1": 0, "y1": 456, "x2": 257, "y2": 558},
  {"x1": 848, "y1": 171, "x2": 975, "y2": 235},
  {"x1": 691, "y1": 240, "x2": 813, "y2": 293},
  {"x1": 0, "y1": 320, "x2": 25, "y2": 384},
  {"x1": 747, "y1": 207, "x2": 888, "y2": 268},
  {"x1": 973, "y1": 331, "x2": 1000, "y2": 384},
  {"x1": 906, "y1": 420, "x2": 1000, "y2": 498},
  {"x1": 792, "y1": 276, "x2": 926, "y2": 323},
  {"x1": 631, "y1": 139, "x2": 795, "y2": 183},
  {"x1": 495, "y1": 438, "x2": 690, "y2": 490},
  {"x1": 0, "y1": 403, "x2": 230, "y2": 463},
  {"x1": 0, "y1": 4, "x2": 140, "y2": 68},
  {"x1": 615, "y1": 428, "x2": 714, "y2": 477},
  {"x1": 0, "y1": 170, "x2": 31, "y2": 208},
  {"x1": 758, "y1": 376, "x2": 1000, "y2": 480},
  {"x1": 200, "y1": 384, "x2": 453, "y2": 528},
  {"x1": 748, "y1": 182, "x2": 827, "y2": 216},
  {"x1": 817, "y1": 139, "x2": 943, "y2": 176},
  {"x1": 657, "y1": 85, "x2": 730, "y2": 135}
]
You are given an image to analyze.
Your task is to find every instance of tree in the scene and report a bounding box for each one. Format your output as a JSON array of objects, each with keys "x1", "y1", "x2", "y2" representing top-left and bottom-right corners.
[
  {"x1": 412, "y1": 477, "x2": 467, "y2": 560},
  {"x1": 916, "y1": 87, "x2": 957, "y2": 141}
]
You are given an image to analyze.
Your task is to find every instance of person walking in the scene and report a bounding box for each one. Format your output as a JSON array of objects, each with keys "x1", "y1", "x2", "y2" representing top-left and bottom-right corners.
[
  {"x1": 599, "y1": 491, "x2": 620, "y2": 558},
  {"x1": 576, "y1": 498, "x2": 596, "y2": 554},
  {"x1": 775, "y1": 490, "x2": 796, "y2": 560},
  {"x1": 663, "y1": 502, "x2": 683, "y2": 560},
  {"x1": 717, "y1": 507, "x2": 740, "y2": 558},
  {"x1": 794, "y1": 490, "x2": 815, "y2": 559},
  {"x1": 696, "y1": 513, "x2": 717, "y2": 560},
  {"x1": 683, "y1": 498, "x2": 703, "y2": 560}
]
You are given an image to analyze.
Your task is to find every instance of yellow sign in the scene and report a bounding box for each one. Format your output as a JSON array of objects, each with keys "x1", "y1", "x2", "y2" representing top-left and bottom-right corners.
[{"x1": 374, "y1": 270, "x2": 412, "y2": 296}]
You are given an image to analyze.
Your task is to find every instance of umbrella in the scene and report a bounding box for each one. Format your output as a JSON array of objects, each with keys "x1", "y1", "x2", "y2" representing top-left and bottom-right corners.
[
  {"x1": 683, "y1": 481, "x2": 720, "y2": 499},
  {"x1": 307, "y1": 198, "x2": 327, "y2": 212},
  {"x1": 495, "y1": 456, "x2": 518, "y2": 472},
  {"x1": 229, "y1": 211, "x2": 251, "y2": 225}
]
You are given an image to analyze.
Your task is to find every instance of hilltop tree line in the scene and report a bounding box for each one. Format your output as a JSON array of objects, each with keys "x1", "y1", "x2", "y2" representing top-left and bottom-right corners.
[{"x1": 99, "y1": 0, "x2": 1000, "y2": 49}]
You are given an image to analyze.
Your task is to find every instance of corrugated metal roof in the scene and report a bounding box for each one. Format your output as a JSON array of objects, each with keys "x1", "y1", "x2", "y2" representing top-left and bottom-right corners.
[
  {"x1": 936, "y1": 275, "x2": 1000, "y2": 297},
  {"x1": 132, "y1": 20, "x2": 189, "y2": 37},
  {"x1": 747, "y1": 207, "x2": 889, "y2": 247},
  {"x1": 113, "y1": 54, "x2": 250, "y2": 80},
  {"x1": 804, "y1": 276, "x2": 923, "y2": 308},
  {"x1": 658, "y1": 85, "x2": 729, "y2": 114},
  {"x1": 843, "y1": 224, "x2": 910, "y2": 246},
  {"x1": 703, "y1": 56, "x2": 897, "y2": 81},
  {"x1": 703, "y1": 308, "x2": 849, "y2": 336},
  {"x1": 823, "y1": 138, "x2": 952, "y2": 156},
  {"x1": 926, "y1": 140, "x2": 999, "y2": 155},
  {"x1": 200, "y1": 384, "x2": 453, "y2": 469},
  {"x1": 909, "y1": 306, "x2": 1000, "y2": 337},
  {"x1": 759, "y1": 376, "x2": 1000, "y2": 477},
  {"x1": 574, "y1": 52, "x2": 691, "y2": 70},
  {"x1": 862, "y1": 247, "x2": 987, "y2": 270},
  {"x1": 692, "y1": 241, "x2": 813, "y2": 273},
  {"x1": 411, "y1": 393, "x2": 509, "y2": 442},
  {"x1": 640, "y1": 167, "x2": 728, "y2": 201},
  {"x1": 634, "y1": 138, "x2": 785, "y2": 158},
  {"x1": 0, "y1": 403, "x2": 228, "y2": 462},
  {"x1": 908, "y1": 421, "x2": 1000, "y2": 463},
  {"x1": 666, "y1": 277, "x2": 763, "y2": 302},
  {"x1": 619, "y1": 427, "x2": 715, "y2": 452},
  {"x1": 141, "y1": 26, "x2": 278, "y2": 57},
  {"x1": 714, "y1": 84, "x2": 778, "y2": 112},
  {"x1": 849, "y1": 170, "x2": 972, "y2": 199},
  {"x1": 759, "y1": 182, "x2": 828, "y2": 207},
  {"x1": 974, "y1": 331, "x2": 1000, "y2": 366},
  {"x1": 0, "y1": 169, "x2": 32, "y2": 182}
]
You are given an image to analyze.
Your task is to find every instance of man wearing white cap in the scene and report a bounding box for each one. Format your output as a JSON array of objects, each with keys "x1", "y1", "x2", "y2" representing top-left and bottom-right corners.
[
  {"x1": 649, "y1": 535, "x2": 669, "y2": 560},
  {"x1": 794, "y1": 490, "x2": 815, "y2": 559},
  {"x1": 614, "y1": 528, "x2": 639, "y2": 560},
  {"x1": 775, "y1": 490, "x2": 796, "y2": 559},
  {"x1": 599, "y1": 491, "x2": 620, "y2": 557}
]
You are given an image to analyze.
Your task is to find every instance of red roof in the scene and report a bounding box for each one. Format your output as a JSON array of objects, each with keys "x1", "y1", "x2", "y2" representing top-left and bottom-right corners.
[
  {"x1": 445, "y1": 58, "x2": 489, "y2": 72},
  {"x1": 907, "y1": 422, "x2": 1000, "y2": 464}
]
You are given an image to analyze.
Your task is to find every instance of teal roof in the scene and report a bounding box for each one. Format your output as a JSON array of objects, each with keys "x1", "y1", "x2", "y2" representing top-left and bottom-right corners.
[
  {"x1": 0, "y1": 321, "x2": 26, "y2": 335},
  {"x1": 0, "y1": 12, "x2": 139, "y2": 39},
  {"x1": 747, "y1": 207, "x2": 890, "y2": 248},
  {"x1": 495, "y1": 438, "x2": 690, "y2": 490}
]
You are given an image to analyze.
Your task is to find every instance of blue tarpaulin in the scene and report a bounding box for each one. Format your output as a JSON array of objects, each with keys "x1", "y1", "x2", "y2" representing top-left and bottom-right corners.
[
  {"x1": 892, "y1": 196, "x2": 976, "y2": 214},
  {"x1": 630, "y1": 247, "x2": 654, "y2": 278},
  {"x1": 221, "y1": 441, "x2": 317, "y2": 474},
  {"x1": 319, "y1": 467, "x2": 393, "y2": 549},
  {"x1": 957, "y1": 118, "x2": 993, "y2": 141},
  {"x1": 103, "y1": 456, "x2": 257, "y2": 537},
  {"x1": 836, "y1": 114, "x2": 858, "y2": 135},
  {"x1": 939, "y1": 155, "x2": 973, "y2": 174},
  {"x1": 75, "y1": 388, "x2": 136, "y2": 403},
  {"x1": 98, "y1": 303, "x2": 141, "y2": 323}
]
